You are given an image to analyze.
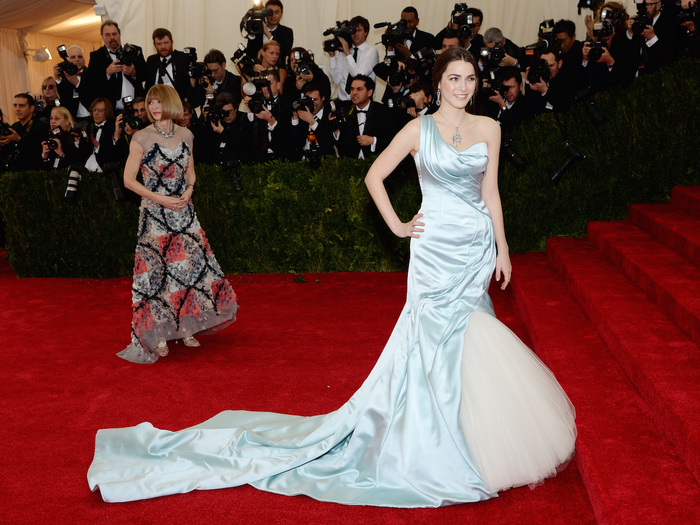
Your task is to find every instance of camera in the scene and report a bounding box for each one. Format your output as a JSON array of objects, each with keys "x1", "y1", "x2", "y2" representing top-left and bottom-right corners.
[
  {"x1": 104, "y1": 162, "x2": 126, "y2": 202},
  {"x1": 382, "y1": 57, "x2": 416, "y2": 87},
  {"x1": 375, "y1": 19, "x2": 413, "y2": 47},
  {"x1": 205, "y1": 103, "x2": 229, "y2": 125},
  {"x1": 120, "y1": 96, "x2": 144, "y2": 132},
  {"x1": 501, "y1": 138, "x2": 527, "y2": 172},
  {"x1": 527, "y1": 58, "x2": 551, "y2": 84},
  {"x1": 291, "y1": 49, "x2": 314, "y2": 75},
  {"x1": 551, "y1": 144, "x2": 586, "y2": 182},
  {"x1": 577, "y1": 0, "x2": 604, "y2": 15},
  {"x1": 632, "y1": 0, "x2": 654, "y2": 35},
  {"x1": 413, "y1": 47, "x2": 440, "y2": 78},
  {"x1": 480, "y1": 45, "x2": 505, "y2": 70},
  {"x1": 677, "y1": 0, "x2": 700, "y2": 23},
  {"x1": 242, "y1": 76, "x2": 271, "y2": 114},
  {"x1": 325, "y1": 99, "x2": 350, "y2": 131},
  {"x1": 480, "y1": 68, "x2": 506, "y2": 98},
  {"x1": 0, "y1": 121, "x2": 13, "y2": 137},
  {"x1": 45, "y1": 126, "x2": 68, "y2": 150},
  {"x1": 587, "y1": 20, "x2": 613, "y2": 61},
  {"x1": 56, "y1": 45, "x2": 78, "y2": 76},
  {"x1": 305, "y1": 131, "x2": 322, "y2": 170},
  {"x1": 524, "y1": 20, "x2": 559, "y2": 65},
  {"x1": 451, "y1": 3, "x2": 475, "y2": 40},
  {"x1": 114, "y1": 43, "x2": 142, "y2": 67},
  {"x1": 292, "y1": 97, "x2": 315, "y2": 113},
  {"x1": 240, "y1": 1, "x2": 274, "y2": 36},
  {"x1": 231, "y1": 43, "x2": 259, "y2": 78},
  {"x1": 64, "y1": 165, "x2": 83, "y2": 201},
  {"x1": 323, "y1": 21, "x2": 357, "y2": 53},
  {"x1": 386, "y1": 95, "x2": 416, "y2": 110},
  {"x1": 184, "y1": 47, "x2": 210, "y2": 81},
  {"x1": 587, "y1": 39, "x2": 607, "y2": 62}
]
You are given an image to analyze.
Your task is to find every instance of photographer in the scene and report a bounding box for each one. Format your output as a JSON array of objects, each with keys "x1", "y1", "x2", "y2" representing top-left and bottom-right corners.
[
  {"x1": 0, "y1": 94, "x2": 49, "y2": 172},
  {"x1": 334, "y1": 75, "x2": 392, "y2": 159},
  {"x1": 524, "y1": 50, "x2": 577, "y2": 116},
  {"x1": 389, "y1": 81, "x2": 433, "y2": 129},
  {"x1": 282, "y1": 47, "x2": 331, "y2": 101},
  {"x1": 482, "y1": 28, "x2": 524, "y2": 71},
  {"x1": 680, "y1": 0, "x2": 699, "y2": 57},
  {"x1": 374, "y1": 57, "x2": 419, "y2": 105},
  {"x1": 484, "y1": 68, "x2": 529, "y2": 135},
  {"x1": 244, "y1": 69, "x2": 293, "y2": 162},
  {"x1": 245, "y1": 0, "x2": 294, "y2": 64},
  {"x1": 83, "y1": 20, "x2": 147, "y2": 112},
  {"x1": 328, "y1": 16, "x2": 380, "y2": 101},
  {"x1": 53, "y1": 45, "x2": 91, "y2": 121},
  {"x1": 145, "y1": 28, "x2": 193, "y2": 101},
  {"x1": 201, "y1": 92, "x2": 252, "y2": 165},
  {"x1": 384, "y1": 7, "x2": 434, "y2": 59},
  {"x1": 83, "y1": 98, "x2": 116, "y2": 173},
  {"x1": 109, "y1": 97, "x2": 148, "y2": 166},
  {"x1": 40, "y1": 106, "x2": 82, "y2": 170},
  {"x1": 434, "y1": 6, "x2": 484, "y2": 51},
  {"x1": 191, "y1": 49, "x2": 243, "y2": 110},
  {"x1": 583, "y1": 18, "x2": 637, "y2": 93},
  {"x1": 290, "y1": 83, "x2": 335, "y2": 161},
  {"x1": 244, "y1": 40, "x2": 287, "y2": 88},
  {"x1": 626, "y1": 0, "x2": 682, "y2": 75},
  {"x1": 36, "y1": 77, "x2": 61, "y2": 123},
  {"x1": 554, "y1": 20, "x2": 585, "y2": 85}
]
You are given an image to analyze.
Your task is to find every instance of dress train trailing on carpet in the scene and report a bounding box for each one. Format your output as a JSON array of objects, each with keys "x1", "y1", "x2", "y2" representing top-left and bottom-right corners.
[{"x1": 87, "y1": 116, "x2": 575, "y2": 506}]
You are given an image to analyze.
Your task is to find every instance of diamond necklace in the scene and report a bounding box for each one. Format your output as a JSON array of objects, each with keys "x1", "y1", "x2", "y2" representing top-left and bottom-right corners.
[
  {"x1": 439, "y1": 109, "x2": 467, "y2": 148},
  {"x1": 154, "y1": 121, "x2": 176, "y2": 139}
]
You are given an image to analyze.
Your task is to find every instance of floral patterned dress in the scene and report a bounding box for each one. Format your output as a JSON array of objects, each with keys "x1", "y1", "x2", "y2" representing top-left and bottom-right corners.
[{"x1": 117, "y1": 126, "x2": 237, "y2": 364}]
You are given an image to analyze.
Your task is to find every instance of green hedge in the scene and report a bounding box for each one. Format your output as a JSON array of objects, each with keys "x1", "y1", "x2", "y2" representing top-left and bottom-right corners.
[{"x1": 1, "y1": 58, "x2": 699, "y2": 278}]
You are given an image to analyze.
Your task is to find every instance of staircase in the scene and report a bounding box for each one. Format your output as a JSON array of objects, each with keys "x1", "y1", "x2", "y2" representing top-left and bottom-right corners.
[{"x1": 511, "y1": 186, "x2": 700, "y2": 525}]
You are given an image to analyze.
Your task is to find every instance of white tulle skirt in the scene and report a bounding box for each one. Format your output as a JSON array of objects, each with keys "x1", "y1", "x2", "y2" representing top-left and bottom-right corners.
[{"x1": 459, "y1": 311, "x2": 577, "y2": 493}]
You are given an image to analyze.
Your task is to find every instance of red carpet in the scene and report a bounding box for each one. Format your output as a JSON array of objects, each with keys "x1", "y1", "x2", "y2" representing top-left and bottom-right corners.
[{"x1": 2, "y1": 186, "x2": 699, "y2": 524}]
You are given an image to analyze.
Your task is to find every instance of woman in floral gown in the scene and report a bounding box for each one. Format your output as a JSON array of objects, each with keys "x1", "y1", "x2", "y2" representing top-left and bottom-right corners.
[{"x1": 119, "y1": 85, "x2": 237, "y2": 364}]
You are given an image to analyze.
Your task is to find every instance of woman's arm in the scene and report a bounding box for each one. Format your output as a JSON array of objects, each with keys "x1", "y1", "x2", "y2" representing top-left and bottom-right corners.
[
  {"x1": 364, "y1": 118, "x2": 424, "y2": 238},
  {"x1": 479, "y1": 116, "x2": 512, "y2": 289},
  {"x1": 123, "y1": 138, "x2": 188, "y2": 211}
]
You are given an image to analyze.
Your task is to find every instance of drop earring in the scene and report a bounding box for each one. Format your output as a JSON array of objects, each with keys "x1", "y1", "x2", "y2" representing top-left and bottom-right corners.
[{"x1": 436, "y1": 88, "x2": 441, "y2": 107}]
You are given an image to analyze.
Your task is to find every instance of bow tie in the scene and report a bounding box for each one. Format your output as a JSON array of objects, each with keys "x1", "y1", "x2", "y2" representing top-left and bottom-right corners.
[
  {"x1": 161, "y1": 57, "x2": 169, "y2": 65},
  {"x1": 355, "y1": 109, "x2": 368, "y2": 114}
]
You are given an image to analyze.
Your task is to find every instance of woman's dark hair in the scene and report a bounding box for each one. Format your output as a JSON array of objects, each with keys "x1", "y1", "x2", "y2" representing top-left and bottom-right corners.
[
  {"x1": 431, "y1": 48, "x2": 479, "y2": 112},
  {"x1": 88, "y1": 97, "x2": 115, "y2": 120},
  {"x1": 286, "y1": 46, "x2": 306, "y2": 72}
]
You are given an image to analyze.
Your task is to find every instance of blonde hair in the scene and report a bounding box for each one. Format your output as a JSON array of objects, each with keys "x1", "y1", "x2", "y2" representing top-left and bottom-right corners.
[
  {"x1": 258, "y1": 40, "x2": 281, "y2": 65},
  {"x1": 145, "y1": 84, "x2": 183, "y2": 122},
  {"x1": 42, "y1": 76, "x2": 60, "y2": 100},
  {"x1": 50, "y1": 106, "x2": 75, "y2": 130}
]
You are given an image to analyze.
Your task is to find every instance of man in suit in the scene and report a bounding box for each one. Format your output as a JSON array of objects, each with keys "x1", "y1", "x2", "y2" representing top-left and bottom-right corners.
[
  {"x1": 482, "y1": 27, "x2": 524, "y2": 71},
  {"x1": 290, "y1": 82, "x2": 335, "y2": 161},
  {"x1": 524, "y1": 50, "x2": 577, "y2": 116},
  {"x1": 191, "y1": 49, "x2": 242, "y2": 110},
  {"x1": 245, "y1": 0, "x2": 294, "y2": 63},
  {"x1": 199, "y1": 92, "x2": 252, "y2": 165},
  {"x1": 145, "y1": 28, "x2": 193, "y2": 101},
  {"x1": 0, "y1": 94, "x2": 50, "y2": 172},
  {"x1": 433, "y1": 6, "x2": 483, "y2": 51},
  {"x1": 328, "y1": 16, "x2": 380, "y2": 101},
  {"x1": 627, "y1": 0, "x2": 682, "y2": 75},
  {"x1": 334, "y1": 75, "x2": 393, "y2": 159},
  {"x1": 53, "y1": 45, "x2": 91, "y2": 121},
  {"x1": 485, "y1": 69, "x2": 530, "y2": 136},
  {"x1": 83, "y1": 20, "x2": 147, "y2": 113},
  {"x1": 388, "y1": 7, "x2": 435, "y2": 59}
]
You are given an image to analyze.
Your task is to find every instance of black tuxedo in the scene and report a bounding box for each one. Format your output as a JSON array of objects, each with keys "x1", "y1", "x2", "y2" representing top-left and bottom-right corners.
[
  {"x1": 145, "y1": 50, "x2": 193, "y2": 101},
  {"x1": 290, "y1": 109, "x2": 335, "y2": 161},
  {"x1": 524, "y1": 70, "x2": 576, "y2": 116},
  {"x1": 246, "y1": 25, "x2": 294, "y2": 64},
  {"x1": 56, "y1": 66, "x2": 92, "y2": 118},
  {"x1": 1, "y1": 116, "x2": 50, "y2": 171},
  {"x1": 250, "y1": 96, "x2": 293, "y2": 162},
  {"x1": 191, "y1": 70, "x2": 242, "y2": 109},
  {"x1": 335, "y1": 101, "x2": 393, "y2": 159},
  {"x1": 634, "y1": 9, "x2": 682, "y2": 75},
  {"x1": 83, "y1": 46, "x2": 147, "y2": 110},
  {"x1": 407, "y1": 28, "x2": 435, "y2": 55},
  {"x1": 198, "y1": 112, "x2": 253, "y2": 165}
]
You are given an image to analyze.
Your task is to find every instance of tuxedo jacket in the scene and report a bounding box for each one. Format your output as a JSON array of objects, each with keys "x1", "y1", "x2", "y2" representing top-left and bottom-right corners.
[
  {"x1": 634, "y1": 10, "x2": 682, "y2": 75},
  {"x1": 250, "y1": 96, "x2": 294, "y2": 162},
  {"x1": 197, "y1": 112, "x2": 253, "y2": 165},
  {"x1": 408, "y1": 28, "x2": 435, "y2": 55},
  {"x1": 246, "y1": 24, "x2": 294, "y2": 64},
  {"x1": 290, "y1": 110, "x2": 335, "y2": 161},
  {"x1": 56, "y1": 66, "x2": 93, "y2": 118},
  {"x1": 145, "y1": 50, "x2": 193, "y2": 101},
  {"x1": 84, "y1": 46, "x2": 147, "y2": 110},
  {"x1": 336, "y1": 101, "x2": 394, "y2": 159}
]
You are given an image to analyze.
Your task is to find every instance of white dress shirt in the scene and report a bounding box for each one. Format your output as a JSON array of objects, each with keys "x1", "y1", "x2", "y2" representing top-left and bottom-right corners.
[{"x1": 329, "y1": 42, "x2": 379, "y2": 101}]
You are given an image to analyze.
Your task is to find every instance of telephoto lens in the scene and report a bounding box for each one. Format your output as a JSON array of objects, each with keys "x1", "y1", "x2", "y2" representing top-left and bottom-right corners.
[{"x1": 64, "y1": 166, "x2": 82, "y2": 201}]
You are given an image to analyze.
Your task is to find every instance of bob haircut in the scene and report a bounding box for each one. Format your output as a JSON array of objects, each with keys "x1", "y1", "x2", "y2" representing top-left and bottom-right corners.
[
  {"x1": 51, "y1": 106, "x2": 75, "y2": 130},
  {"x1": 145, "y1": 85, "x2": 183, "y2": 122},
  {"x1": 431, "y1": 48, "x2": 479, "y2": 113}
]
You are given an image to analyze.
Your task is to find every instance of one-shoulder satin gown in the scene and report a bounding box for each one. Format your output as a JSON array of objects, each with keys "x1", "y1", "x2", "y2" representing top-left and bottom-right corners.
[{"x1": 88, "y1": 115, "x2": 577, "y2": 507}]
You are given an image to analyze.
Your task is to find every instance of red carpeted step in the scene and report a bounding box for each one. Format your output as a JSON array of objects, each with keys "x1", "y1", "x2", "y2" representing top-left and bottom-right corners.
[
  {"x1": 671, "y1": 185, "x2": 700, "y2": 216},
  {"x1": 588, "y1": 220, "x2": 700, "y2": 346},
  {"x1": 546, "y1": 238, "x2": 700, "y2": 490},
  {"x1": 511, "y1": 252, "x2": 700, "y2": 525},
  {"x1": 628, "y1": 203, "x2": 700, "y2": 268}
]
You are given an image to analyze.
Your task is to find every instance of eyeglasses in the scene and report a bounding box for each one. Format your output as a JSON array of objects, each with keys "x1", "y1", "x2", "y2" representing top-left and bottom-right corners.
[
  {"x1": 42, "y1": 85, "x2": 56, "y2": 90},
  {"x1": 92, "y1": 108, "x2": 106, "y2": 113}
]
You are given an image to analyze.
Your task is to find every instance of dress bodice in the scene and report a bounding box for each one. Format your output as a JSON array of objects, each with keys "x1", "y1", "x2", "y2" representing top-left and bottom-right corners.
[
  {"x1": 414, "y1": 115, "x2": 490, "y2": 217},
  {"x1": 133, "y1": 126, "x2": 193, "y2": 198}
]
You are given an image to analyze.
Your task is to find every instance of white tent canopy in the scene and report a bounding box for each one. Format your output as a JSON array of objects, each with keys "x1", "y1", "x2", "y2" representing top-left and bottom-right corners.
[{"x1": 0, "y1": 0, "x2": 618, "y2": 121}]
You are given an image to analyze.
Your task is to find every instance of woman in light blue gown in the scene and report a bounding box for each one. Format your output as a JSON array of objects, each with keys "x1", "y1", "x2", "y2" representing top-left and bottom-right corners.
[{"x1": 87, "y1": 49, "x2": 576, "y2": 507}]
